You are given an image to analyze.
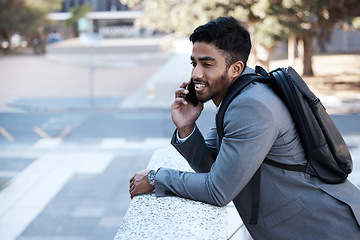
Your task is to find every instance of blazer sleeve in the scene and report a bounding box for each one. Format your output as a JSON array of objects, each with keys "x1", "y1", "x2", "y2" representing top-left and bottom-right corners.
[
  {"x1": 170, "y1": 123, "x2": 218, "y2": 173},
  {"x1": 157, "y1": 93, "x2": 278, "y2": 206}
]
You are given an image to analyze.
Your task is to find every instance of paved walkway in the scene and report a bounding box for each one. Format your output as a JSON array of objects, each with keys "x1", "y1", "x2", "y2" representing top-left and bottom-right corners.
[{"x1": 0, "y1": 137, "x2": 171, "y2": 240}]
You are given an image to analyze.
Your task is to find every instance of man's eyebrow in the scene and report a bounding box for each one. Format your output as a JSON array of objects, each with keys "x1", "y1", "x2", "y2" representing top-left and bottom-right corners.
[
  {"x1": 190, "y1": 56, "x2": 216, "y2": 61},
  {"x1": 200, "y1": 56, "x2": 215, "y2": 61}
]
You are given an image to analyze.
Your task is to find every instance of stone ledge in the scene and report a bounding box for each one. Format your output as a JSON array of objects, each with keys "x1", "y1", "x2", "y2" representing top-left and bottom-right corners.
[{"x1": 114, "y1": 146, "x2": 227, "y2": 240}]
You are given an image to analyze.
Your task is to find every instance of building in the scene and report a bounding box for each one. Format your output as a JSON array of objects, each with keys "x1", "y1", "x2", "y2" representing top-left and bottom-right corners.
[
  {"x1": 324, "y1": 26, "x2": 360, "y2": 53},
  {"x1": 47, "y1": 1, "x2": 360, "y2": 53},
  {"x1": 47, "y1": 0, "x2": 144, "y2": 39},
  {"x1": 59, "y1": 0, "x2": 128, "y2": 12}
]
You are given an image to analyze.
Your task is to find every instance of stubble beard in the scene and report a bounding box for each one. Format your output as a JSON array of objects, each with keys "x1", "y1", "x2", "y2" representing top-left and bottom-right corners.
[{"x1": 197, "y1": 69, "x2": 230, "y2": 104}]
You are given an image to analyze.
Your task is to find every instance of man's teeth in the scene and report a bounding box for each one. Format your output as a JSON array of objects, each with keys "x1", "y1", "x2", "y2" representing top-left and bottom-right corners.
[{"x1": 195, "y1": 83, "x2": 206, "y2": 89}]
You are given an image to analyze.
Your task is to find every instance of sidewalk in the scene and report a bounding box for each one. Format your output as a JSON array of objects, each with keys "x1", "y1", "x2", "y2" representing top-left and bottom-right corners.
[{"x1": 0, "y1": 36, "x2": 178, "y2": 112}]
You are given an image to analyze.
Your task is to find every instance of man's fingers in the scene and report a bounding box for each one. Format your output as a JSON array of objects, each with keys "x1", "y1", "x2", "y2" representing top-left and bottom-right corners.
[
  {"x1": 172, "y1": 97, "x2": 188, "y2": 109},
  {"x1": 129, "y1": 185, "x2": 135, "y2": 197},
  {"x1": 179, "y1": 80, "x2": 191, "y2": 89},
  {"x1": 175, "y1": 80, "x2": 191, "y2": 98},
  {"x1": 129, "y1": 169, "x2": 154, "y2": 199},
  {"x1": 175, "y1": 88, "x2": 189, "y2": 99},
  {"x1": 175, "y1": 96, "x2": 188, "y2": 104},
  {"x1": 129, "y1": 182, "x2": 138, "y2": 198},
  {"x1": 130, "y1": 187, "x2": 143, "y2": 199},
  {"x1": 130, "y1": 189, "x2": 135, "y2": 199}
]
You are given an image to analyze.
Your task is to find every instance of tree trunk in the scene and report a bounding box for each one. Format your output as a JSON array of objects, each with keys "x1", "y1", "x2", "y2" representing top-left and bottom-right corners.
[
  {"x1": 262, "y1": 45, "x2": 275, "y2": 71},
  {"x1": 38, "y1": 25, "x2": 46, "y2": 54},
  {"x1": 300, "y1": 35, "x2": 314, "y2": 76},
  {"x1": 73, "y1": 23, "x2": 79, "y2": 37},
  {"x1": 252, "y1": 43, "x2": 275, "y2": 71},
  {"x1": 288, "y1": 35, "x2": 296, "y2": 67},
  {"x1": 3, "y1": 31, "x2": 11, "y2": 54}
]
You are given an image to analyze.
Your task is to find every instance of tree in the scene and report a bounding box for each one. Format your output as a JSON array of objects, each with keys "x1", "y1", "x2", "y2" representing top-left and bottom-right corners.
[
  {"x1": 120, "y1": 0, "x2": 225, "y2": 36},
  {"x1": 221, "y1": 0, "x2": 290, "y2": 70},
  {"x1": 65, "y1": 3, "x2": 92, "y2": 38},
  {"x1": 259, "y1": 0, "x2": 360, "y2": 75},
  {"x1": 225, "y1": 0, "x2": 360, "y2": 75},
  {"x1": 25, "y1": 0, "x2": 62, "y2": 12},
  {"x1": 120, "y1": 0, "x2": 289, "y2": 70},
  {"x1": 0, "y1": 0, "x2": 62, "y2": 54},
  {"x1": 121, "y1": 0, "x2": 360, "y2": 75},
  {"x1": 0, "y1": 0, "x2": 30, "y2": 52},
  {"x1": 353, "y1": 17, "x2": 360, "y2": 30}
]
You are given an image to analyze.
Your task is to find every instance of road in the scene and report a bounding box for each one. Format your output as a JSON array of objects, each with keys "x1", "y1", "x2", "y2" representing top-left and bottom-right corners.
[
  {"x1": 0, "y1": 110, "x2": 359, "y2": 143},
  {"x1": 0, "y1": 110, "x2": 218, "y2": 143}
]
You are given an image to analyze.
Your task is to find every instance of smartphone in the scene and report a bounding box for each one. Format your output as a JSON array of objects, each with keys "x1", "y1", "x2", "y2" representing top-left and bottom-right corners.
[{"x1": 185, "y1": 80, "x2": 199, "y2": 106}]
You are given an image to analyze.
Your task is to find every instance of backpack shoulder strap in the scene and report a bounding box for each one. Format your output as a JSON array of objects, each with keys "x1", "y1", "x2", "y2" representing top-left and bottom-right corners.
[
  {"x1": 214, "y1": 73, "x2": 268, "y2": 226},
  {"x1": 216, "y1": 74, "x2": 268, "y2": 144}
]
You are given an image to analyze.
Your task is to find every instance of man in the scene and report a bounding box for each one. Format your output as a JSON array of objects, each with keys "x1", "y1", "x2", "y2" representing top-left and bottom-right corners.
[{"x1": 129, "y1": 17, "x2": 360, "y2": 239}]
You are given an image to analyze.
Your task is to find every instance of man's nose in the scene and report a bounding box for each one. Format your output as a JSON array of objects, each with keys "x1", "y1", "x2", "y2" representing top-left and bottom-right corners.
[{"x1": 191, "y1": 66, "x2": 204, "y2": 80}]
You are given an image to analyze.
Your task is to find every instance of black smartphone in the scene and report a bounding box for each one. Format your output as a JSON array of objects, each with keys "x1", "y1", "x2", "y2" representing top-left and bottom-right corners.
[{"x1": 185, "y1": 80, "x2": 198, "y2": 106}]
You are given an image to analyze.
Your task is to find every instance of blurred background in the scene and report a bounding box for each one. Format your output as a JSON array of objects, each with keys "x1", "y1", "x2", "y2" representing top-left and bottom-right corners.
[{"x1": 0, "y1": 0, "x2": 359, "y2": 239}]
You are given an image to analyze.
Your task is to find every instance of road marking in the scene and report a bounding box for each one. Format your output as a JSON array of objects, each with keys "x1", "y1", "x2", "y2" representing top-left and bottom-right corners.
[
  {"x1": 99, "y1": 138, "x2": 170, "y2": 150},
  {"x1": 32, "y1": 139, "x2": 62, "y2": 150},
  {"x1": 33, "y1": 126, "x2": 51, "y2": 138},
  {"x1": 0, "y1": 127, "x2": 14, "y2": 142},
  {"x1": 0, "y1": 152, "x2": 114, "y2": 240},
  {"x1": 57, "y1": 126, "x2": 72, "y2": 138}
]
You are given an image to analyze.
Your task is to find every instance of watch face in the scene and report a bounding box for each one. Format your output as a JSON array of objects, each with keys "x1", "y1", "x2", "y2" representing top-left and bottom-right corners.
[{"x1": 148, "y1": 170, "x2": 156, "y2": 186}]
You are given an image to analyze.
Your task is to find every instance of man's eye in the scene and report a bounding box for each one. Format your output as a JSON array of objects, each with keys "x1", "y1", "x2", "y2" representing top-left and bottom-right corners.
[
  {"x1": 190, "y1": 62, "x2": 196, "y2": 67},
  {"x1": 203, "y1": 63, "x2": 212, "y2": 67}
]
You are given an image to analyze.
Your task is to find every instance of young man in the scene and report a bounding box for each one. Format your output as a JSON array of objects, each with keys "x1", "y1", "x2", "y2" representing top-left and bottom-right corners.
[{"x1": 129, "y1": 17, "x2": 360, "y2": 239}]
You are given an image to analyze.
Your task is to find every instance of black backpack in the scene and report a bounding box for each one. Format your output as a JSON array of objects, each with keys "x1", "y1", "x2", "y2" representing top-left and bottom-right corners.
[{"x1": 216, "y1": 66, "x2": 353, "y2": 224}]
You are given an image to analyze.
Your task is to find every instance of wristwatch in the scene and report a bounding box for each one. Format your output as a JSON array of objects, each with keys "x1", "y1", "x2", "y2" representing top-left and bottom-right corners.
[{"x1": 147, "y1": 170, "x2": 157, "y2": 186}]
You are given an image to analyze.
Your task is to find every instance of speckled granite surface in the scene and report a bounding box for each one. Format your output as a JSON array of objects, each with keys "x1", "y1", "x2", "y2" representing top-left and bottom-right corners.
[{"x1": 114, "y1": 146, "x2": 227, "y2": 240}]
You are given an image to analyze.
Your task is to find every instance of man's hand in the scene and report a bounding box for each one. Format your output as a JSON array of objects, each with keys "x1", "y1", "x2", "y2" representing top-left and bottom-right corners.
[
  {"x1": 171, "y1": 80, "x2": 203, "y2": 138},
  {"x1": 129, "y1": 169, "x2": 155, "y2": 199}
]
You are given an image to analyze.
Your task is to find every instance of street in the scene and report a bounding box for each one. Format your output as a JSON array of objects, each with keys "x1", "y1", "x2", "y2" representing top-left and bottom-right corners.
[
  {"x1": 0, "y1": 110, "x2": 219, "y2": 143},
  {"x1": 0, "y1": 110, "x2": 359, "y2": 143}
]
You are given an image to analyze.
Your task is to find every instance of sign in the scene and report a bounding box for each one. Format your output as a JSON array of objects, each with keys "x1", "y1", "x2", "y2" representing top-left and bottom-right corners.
[
  {"x1": 79, "y1": 32, "x2": 102, "y2": 47},
  {"x1": 78, "y1": 18, "x2": 88, "y2": 32}
]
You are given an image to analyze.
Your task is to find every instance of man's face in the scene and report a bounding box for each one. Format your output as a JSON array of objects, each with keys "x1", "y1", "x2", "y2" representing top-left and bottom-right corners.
[{"x1": 190, "y1": 41, "x2": 233, "y2": 106}]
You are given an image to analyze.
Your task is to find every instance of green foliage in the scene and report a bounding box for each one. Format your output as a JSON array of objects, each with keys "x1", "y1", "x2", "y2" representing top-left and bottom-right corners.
[
  {"x1": 121, "y1": 0, "x2": 360, "y2": 74},
  {"x1": 0, "y1": 0, "x2": 62, "y2": 51},
  {"x1": 120, "y1": 0, "x2": 230, "y2": 35},
  {"x1": 122, "y1": 0, "x2": 359, "y2": 46},
  {"x1": 120, "y1": 0, "x2": 290, "y2": 48},
  {"x1": 25, "y1": 0, "x2": 63, "y2": 13},
  {"x1": 353, "y1": 17, "x2": 360, "y2": 30},
  {"x1": 65, "y1": 3, "x2": 93, "y2": 28},
  {"x1": 65, "y1": 3, "x2": 93, "y2": 37}
]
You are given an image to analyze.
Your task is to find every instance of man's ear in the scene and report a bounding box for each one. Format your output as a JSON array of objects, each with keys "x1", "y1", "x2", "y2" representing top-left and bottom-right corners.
[{"x1": 230, "y1": 61, "x2": 245, "y2": 79}]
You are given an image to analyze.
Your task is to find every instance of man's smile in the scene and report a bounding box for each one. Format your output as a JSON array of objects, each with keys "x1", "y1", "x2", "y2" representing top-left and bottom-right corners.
[
  {"x1": 195, "y1": 82, "x2": 206, "y2": 92},
  {"x1": 192, "y1": 80, "x2": 208, "y2": 93}
]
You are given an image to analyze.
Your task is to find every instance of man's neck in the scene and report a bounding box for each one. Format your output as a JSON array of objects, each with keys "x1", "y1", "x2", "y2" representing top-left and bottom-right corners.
[{"x1": 213, "y1": 66, "x2": 255, "y2": 107}]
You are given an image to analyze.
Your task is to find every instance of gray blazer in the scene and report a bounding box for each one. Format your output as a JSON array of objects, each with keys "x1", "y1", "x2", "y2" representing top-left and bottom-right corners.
[{"x1": 155, "y1": 78, "x2": 360, "y2": 239}]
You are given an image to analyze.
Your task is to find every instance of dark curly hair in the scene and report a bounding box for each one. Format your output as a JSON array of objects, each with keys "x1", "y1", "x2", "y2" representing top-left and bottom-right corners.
[{"x1": 189, "y1": 17, "x2": 251, "y2": 68}]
